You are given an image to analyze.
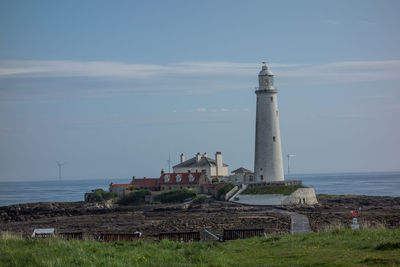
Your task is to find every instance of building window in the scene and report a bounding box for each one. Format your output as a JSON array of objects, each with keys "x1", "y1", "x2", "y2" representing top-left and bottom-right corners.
[
  {"x1": 169, "y1": 186, "x2": 171, "y2": 190},
  {"x1": 164, "y1": 175, "x2": 170, "y2": 182},
  {"x1": 273, "y1": 136, "x2": 276, "y2": 142},
  {"x1": 189, "y1": 174, "x2": 195, "y2": 182},
  {"x1": 270, "y1": 96, "x2": 273, "y2": 102},
  {"x1": 176, "y1": 175, "x2": 182, "y2": 182},
  {"x1": 260, "y1": 175, "x2": 264, "y2": 180}
]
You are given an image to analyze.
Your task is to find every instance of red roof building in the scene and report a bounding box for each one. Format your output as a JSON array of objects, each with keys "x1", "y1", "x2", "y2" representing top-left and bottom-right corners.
[{"x1": 109, "y1": 170, "x2": 210, "y2": 195}]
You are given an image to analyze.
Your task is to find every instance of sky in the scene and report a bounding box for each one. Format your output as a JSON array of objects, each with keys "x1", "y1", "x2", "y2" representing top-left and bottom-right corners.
[{"x1": 0, "y1": 0, "x2": 399, "y2": 181}]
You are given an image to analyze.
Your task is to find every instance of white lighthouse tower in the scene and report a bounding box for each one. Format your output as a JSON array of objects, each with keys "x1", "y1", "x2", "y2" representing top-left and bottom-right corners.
[{"x1": 254, "y1": 63, "x2": 284, "y2": 182}]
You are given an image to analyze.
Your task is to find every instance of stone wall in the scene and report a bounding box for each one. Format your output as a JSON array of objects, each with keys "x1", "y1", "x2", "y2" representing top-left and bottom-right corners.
[
  {"x1": 282, "y1": 188, "x2": 318, "y2": 205},
  {"x1": 233, "y1": 188, "x2": 318, "y2": 206}
]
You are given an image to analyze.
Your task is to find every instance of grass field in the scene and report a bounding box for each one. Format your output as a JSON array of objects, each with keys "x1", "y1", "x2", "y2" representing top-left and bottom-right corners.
[{"x1": 1, "y1": 229, "x2": 400, "y2": 266}]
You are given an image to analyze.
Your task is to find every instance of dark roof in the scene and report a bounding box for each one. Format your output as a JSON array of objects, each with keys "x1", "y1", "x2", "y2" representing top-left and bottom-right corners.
[
  {"x1": 159, "y1": 173, "x2": 202, "y2": 184},
  {"x1": 110, "y1": 183, "x2": 132, "y2": 188},
  {"x1": 173, "y1": 156, "x2": 228, "y2": 168},
  {"x1": 132, "y1": 178, "x2": 159, "y2": 187},
  {"x1": 231, "y1": 167, "x2": 253, "y2": 174}
]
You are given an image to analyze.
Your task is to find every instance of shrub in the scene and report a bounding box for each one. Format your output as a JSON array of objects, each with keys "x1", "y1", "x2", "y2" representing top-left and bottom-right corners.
[
  {"x1": 118, "y1": 190, "x2": 151, "y2": 205},
  {"x1": 217, "y1": 183, "x2": 235, "y2": 199},
  {"x1": 155, "y1": 189, "x2": 196, "y2": 204},
  {"x1": 85, "y1": 189, "x2": 118, "y2": 202},
  {"x1": 192, "y1": 195, "x2": 208, "y2": 204}
]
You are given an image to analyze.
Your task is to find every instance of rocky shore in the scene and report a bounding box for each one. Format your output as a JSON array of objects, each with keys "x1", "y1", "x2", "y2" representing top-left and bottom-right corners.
[
  {"x1": 1, "y1": 194, "x2": 399, "y2": 239},
  {"x1": 0, "y1": 200, "x2": 290, "y2": 240}
]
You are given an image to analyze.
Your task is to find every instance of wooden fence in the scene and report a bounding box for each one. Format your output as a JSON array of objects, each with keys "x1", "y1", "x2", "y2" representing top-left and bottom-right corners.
[
  {"x1": 98, "y1": 233, "x2": 141, "y2": 242},
  {"x1": 58, "y1": 232, "x2": 83, "y2": 240},
  {"x1": 223, "y1": 228, "x2": 264, "y2": 241},
  {"x1": 159, "y1": 231, "x2": 201, "y2": 242}
]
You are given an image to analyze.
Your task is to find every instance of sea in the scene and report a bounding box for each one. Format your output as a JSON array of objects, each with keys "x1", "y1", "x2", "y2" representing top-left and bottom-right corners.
[{"x1": 0, "y1": 172, "x2": 399, "y2": 207}]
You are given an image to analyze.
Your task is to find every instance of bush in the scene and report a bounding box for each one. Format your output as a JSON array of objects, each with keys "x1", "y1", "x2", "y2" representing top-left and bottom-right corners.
[
  {"x1": 118, "y1": 190, "x2": 151, "y2": 205},
  {"x1": 85, "y1": 189, "x2": 118, "y2": 202},
  {"x1": 155, "y1": 189, "x2": 196, "y2": 204},
  {"x1": 217, "y1": 183, "x2": 235, "y2": 199},
  {"x1": 192, "y1": 195, "x2": 208, "y2": 204}
]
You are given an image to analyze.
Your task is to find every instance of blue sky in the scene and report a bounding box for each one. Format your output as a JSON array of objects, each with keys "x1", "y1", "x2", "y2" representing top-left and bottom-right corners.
[{"x1": 0, "y1": 0, "x2": 399, "y2": 181}]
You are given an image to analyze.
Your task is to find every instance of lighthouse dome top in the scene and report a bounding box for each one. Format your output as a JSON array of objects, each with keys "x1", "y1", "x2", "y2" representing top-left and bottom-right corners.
[{"x1": 259, "y1": 64, "x2": 274, "y2": 76}]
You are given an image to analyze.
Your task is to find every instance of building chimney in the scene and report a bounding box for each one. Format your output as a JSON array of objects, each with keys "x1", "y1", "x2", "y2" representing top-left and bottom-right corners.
[
  {"x1": 203, "y1": 152, "x2": 208, "y2": 158},
  {"x1": 215, "y1": 152, "x2": 223, "y2": 176},
  {"x1": 180, "y1": 153, "x2": 185, "y2": 163},
  {"x1": 196, "y1": 152, "x2": 201, "y2": 162}
]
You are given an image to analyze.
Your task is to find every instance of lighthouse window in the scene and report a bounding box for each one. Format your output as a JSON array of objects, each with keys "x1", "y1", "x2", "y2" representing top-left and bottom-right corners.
[
  {"x1": 273, "y1": 136, "x2": 276, "y2": 142},
  {"x1": 270, "y1": 97, "x2": 273, "y2": 102}
]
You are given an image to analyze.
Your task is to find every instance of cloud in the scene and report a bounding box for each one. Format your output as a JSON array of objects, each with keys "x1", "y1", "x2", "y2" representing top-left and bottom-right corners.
[
  {"x1": 0, "y1": 60, "x2": 306, "y2": 78},
  {"x1": 0, "y1": 59, "x2": 399, "y2": 99}
]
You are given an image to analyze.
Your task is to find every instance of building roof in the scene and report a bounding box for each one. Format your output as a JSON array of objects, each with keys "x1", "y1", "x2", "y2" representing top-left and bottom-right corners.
[
  {"x1": 159, "y1": 172, "x2": 202, "y2": 184},
  {"x1": 231, "y1": 167, "x2": 253, "y2": 174},
  {"x1": 173, "y1": 156, "x2": 228, "y2": 169},
  {"x1": 131, "y1": 178, "x2": 159, "y2": 188},
  {"x1": 111, "y1": 183, "x2": 132, "y2": 188}
]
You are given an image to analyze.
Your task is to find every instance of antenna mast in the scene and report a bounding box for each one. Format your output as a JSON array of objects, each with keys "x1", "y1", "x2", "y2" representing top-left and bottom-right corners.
[{"x1": 286, "y1": 154, "x2": 296, "y2": 176}]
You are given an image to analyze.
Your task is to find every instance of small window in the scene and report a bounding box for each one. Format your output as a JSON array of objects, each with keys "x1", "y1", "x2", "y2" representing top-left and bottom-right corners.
[
  {"x1": 273, "y1": 136, "x2": 276, "y2": 142},
  {"x1": 270, "y1": 97, "x2": 273, "y2": 102},
  {"x1": 164, "y1": 175, "x2": 170, "y2": 182},
  {"x1": 260, "y1": 175, "x2": 264, "y2": 180}
]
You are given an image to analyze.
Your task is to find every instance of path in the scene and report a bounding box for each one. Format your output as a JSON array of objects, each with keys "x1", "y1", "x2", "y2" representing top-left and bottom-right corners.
[
  {"x1": 289, "y1": 212, "x2": 311, "y2": 234},
  {"x1": 252, "y1": 207, "x2": 312, "y2": 234}
]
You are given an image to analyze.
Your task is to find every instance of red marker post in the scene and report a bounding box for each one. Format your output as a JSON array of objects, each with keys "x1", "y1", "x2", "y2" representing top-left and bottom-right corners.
[{"x1": 350, "y1": 210, "x2": 360, "y2": 230}]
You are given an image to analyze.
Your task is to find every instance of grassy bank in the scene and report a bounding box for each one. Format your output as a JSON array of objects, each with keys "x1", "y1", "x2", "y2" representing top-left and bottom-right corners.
[
  {"x1": 1, "y1": 229, "x2": 400, "y2": 266},
  {"x1": 242, "y1": 185, "x2": 300, "y2": 195}
]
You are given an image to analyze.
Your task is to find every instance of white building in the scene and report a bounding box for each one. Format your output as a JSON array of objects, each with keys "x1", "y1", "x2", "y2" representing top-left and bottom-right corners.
[
  {"x1": 227, "y1": 167, "x2": 254, "y2": 185},
  {"x1": 173, "y1": 152, "x2": 229, "y2": 180},
  {"x1": 254, "y1": 63, "x2": 284, "y2": 182}
]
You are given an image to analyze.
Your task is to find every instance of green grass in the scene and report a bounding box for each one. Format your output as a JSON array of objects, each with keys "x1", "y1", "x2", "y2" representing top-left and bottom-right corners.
[
  {"x1": 217, "y1": 182, "x2": 235, "y2": 199},
  {"x1": 118, "y1": 190, "x2": 151, "y2": 205},
  {"x1": 242, "y1": 185, "x2": 301, "y2": 195},
  {"x1": 1, "y1": 229, "x2": 400, "y2": 266},
  {"x1": 154, "y1": 189, "x2": 196, "y2": 203},
  {"x1": 85, "y1": 189, "x2": 118, "y2": 202}
]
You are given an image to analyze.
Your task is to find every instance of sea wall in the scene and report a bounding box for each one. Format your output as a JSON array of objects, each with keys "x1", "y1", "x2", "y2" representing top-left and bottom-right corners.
[
  {"x1": 282, "y1": 188, "x2": 318, "y2": 205},
  {"x1": 233, "y1": 188, "x2": 318, "y2": 206}
]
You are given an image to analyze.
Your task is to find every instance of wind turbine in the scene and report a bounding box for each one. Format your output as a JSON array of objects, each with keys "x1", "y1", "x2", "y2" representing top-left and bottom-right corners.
[
  {"x1": 56, "y1": 161, "x2": 65, "y2": 180},
  {"x1": 286, "y1": 154, "x2": 296, "y2": 176},
  {"x1": 167, "y1": 153, "x2": 172, "y2": 173}
]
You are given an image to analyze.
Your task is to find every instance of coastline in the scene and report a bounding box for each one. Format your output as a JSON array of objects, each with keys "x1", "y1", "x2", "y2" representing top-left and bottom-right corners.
[{"x1": 1, "y1": 194, "x2": 399, "y2": 239}]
